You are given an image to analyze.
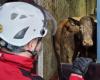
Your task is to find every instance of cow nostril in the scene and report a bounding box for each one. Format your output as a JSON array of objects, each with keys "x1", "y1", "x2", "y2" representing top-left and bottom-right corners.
[
  {"x1": 83, "y1": 40, "x2": 87, "y2": 46},
  {"x1": 89, "y1": 40, "x2": 93, "y2": 46}
]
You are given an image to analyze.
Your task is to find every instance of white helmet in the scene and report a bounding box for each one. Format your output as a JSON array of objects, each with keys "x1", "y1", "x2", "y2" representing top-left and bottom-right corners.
[{"x1": 0, "y1": 2, "x2": 47, "y2": 47}]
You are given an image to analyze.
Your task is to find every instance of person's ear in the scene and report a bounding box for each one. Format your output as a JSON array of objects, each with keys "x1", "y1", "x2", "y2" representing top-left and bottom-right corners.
[
  {"x1": 24, "y1": 39, "x2": 42, "y2": 52},
  {"x1": 23, "y1": 40, "x2": 37, "y2": 51},
  {"x1": 28, "y1": 40, "x2": 34, "y2": 50}
]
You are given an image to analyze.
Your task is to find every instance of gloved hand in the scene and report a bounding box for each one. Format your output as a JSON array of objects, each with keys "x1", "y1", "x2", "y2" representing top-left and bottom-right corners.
[{"x1": 72, "y1": 57, "x2": 93, "y2": 75}]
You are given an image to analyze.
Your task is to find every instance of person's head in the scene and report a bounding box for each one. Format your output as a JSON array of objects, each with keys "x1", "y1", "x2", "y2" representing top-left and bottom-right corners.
[{"x1": 0, "y1": 2, "x2": 48, "y2": 56}]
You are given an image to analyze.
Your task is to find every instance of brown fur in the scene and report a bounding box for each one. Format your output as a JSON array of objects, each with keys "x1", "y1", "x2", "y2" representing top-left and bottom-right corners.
[
  {"x1": 54, "y1": 18, "x2": 80, "y2": 63},
  {"x1": 54, "y1": 16, "x2": 96, "y2": 63},
  {"x1": 53, "y1": 18, "x2": 80, "y2": 80},
  {"x1": 72, "y1": 16, "x2": 97, "y2": 62},
  {"x1": 53, "y1": 16, "x2": 96, "y2": 80}
]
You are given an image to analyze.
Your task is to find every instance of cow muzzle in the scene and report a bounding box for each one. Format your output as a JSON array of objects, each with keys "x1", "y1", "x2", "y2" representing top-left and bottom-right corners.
[{"x1": 83, "y1": 39, "x2": 93, "y2": 46}]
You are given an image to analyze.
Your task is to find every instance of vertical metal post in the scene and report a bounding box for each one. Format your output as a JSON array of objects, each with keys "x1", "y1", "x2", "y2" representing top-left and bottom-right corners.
[
  {"x1": 97, "y1": 0, "x2": 100, "y2": 63},
  {"x1": 37, "y1": 44, "x2": 43, "y2": 77}
]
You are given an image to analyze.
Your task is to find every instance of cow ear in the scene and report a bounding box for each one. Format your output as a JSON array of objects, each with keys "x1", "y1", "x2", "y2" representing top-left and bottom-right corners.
[{"x1": 68, "y1": 17, "x2": 80, "y2": 26}]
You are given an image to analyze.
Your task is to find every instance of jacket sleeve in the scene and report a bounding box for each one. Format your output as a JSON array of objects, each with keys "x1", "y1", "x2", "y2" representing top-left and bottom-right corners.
[{"x1": 69, "y1": 73, "x2": 84, "y2": 80}]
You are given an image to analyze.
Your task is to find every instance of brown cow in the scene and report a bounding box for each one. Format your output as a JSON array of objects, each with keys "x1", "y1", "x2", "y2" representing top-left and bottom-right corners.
[
  {"x1": 53, "y1": 18, "x2": 80, "y2": 64},
  {"x1": 53, "y1": 16, "x2": 96, "y2": 80},
  {"x1": 72, "y1": 16, "x2": 97, "y2": 62},
  {"x1": 53, "y1": 17, "x2": 80, "y2": 80}
]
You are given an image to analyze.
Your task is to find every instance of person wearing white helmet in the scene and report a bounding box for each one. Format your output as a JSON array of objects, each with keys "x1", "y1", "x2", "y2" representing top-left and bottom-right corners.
[
  {"x1": 0, "y1": 1, "x2": 93, "y2": 80},
  {"x1": 0, "y1": 1, "x2": 49, "y2": 80}
]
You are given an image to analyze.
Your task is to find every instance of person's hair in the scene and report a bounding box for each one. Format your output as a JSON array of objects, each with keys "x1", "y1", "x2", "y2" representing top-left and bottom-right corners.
[
  {"x1": 5, "y1": 0, "x2": 35, "y2": 4},
  {"x1": 5, "y1": 0, "x2": 19, "y2": 2}
]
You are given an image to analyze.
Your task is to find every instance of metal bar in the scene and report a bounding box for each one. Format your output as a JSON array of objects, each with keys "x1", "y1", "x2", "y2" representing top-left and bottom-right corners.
[{"x1": 97, "y1": 0, "x2": 100, "y2": 63}]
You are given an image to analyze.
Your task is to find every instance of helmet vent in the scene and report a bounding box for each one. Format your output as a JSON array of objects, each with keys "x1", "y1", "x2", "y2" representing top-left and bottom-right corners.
[
  {"x1": 40, "y1": 29, "x2": 45, "y2": 35},
  {"x1": 11, "y1": 13, "x2": 18, "y2": 20},
  {"x1": 20, "y1": 15, "x2": 27, "y2": 19},
  {"x1": 14, "y1": 27, "x2": 29, "y2": 39}
]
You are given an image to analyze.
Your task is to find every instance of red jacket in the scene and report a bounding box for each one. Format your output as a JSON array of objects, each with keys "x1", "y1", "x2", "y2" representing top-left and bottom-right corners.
[
  {"x1": 0, "y1": 51, "x2": 85, "y2": 80},
  {"x1": 69, "y1": 73, "x2": 84, "y2": 80},
  {"x1": 0, "y1": 51, "x2": 42, "y2": 80}
]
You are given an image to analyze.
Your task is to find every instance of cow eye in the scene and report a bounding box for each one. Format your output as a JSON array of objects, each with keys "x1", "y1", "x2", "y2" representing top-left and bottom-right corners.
[{"x1": 71, "y1": 22, "x2": 75, "y2": 26}]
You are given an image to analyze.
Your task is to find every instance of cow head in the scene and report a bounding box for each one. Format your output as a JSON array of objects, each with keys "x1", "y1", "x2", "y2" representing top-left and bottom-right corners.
[
  {"x1": 80, "y1": 16, "x2": 94, "y2": 46},
  {"x1": 64, "y1": 17, "x2": 80, "y2": 33}
]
